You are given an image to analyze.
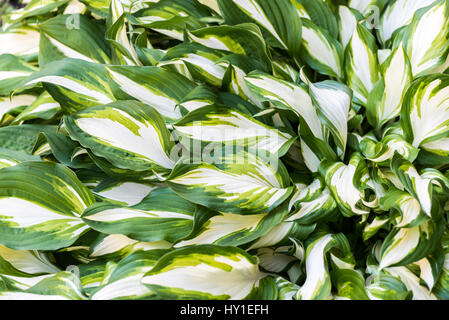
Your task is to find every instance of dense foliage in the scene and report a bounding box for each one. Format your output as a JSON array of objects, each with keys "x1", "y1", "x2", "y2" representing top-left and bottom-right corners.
[{"x1": 0, "y1": 0, "x2": 449, "y2": 300}]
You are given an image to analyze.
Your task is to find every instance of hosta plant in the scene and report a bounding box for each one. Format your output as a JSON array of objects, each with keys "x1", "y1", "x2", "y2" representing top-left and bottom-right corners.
[{"x1": 0, "y1": 0, "x2": 449, "y2": 301}]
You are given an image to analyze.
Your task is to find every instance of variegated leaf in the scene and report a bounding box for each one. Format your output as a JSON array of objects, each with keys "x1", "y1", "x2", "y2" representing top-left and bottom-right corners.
[
  {"x1": 297, "y1": 234, "x2": 334, "y2": 300},
  {"x1": 159, "y1": 43, "x2": 227, "y2": 87},
  {"x1": 106, "y1": 0, "x2": 141, "y2": 66},
  {"x1": 13, "y1": 91, "x2": 61, "y2": 123},
  {"x1": 0, "y1": 162, "x2": 94, "y2": 250},
  {"x1": 320, "y1": 153, "x2": 371, "y2": 217},
  {"x1": 90, "y1": 250, "x2": 167, "y2": 300},
  {"x1": 338, "y1": 5, "x2": 358, "y2": 50},
  {"x1": 142, "y1": 245, "x2": 267, "y2": 300},
  {"x1": 401, "y1": 0, "x2": 449, "y2": 77},
  {"x1": 401, "y1": 74, "x2": 449, "y2": 156},
  {"x1": 378, "y1": 0, "x2": 436, "y2": 45},
  {"x1": 359, "y1": 133, "x2": 419, "y2": 164},
  {"x1": 167, "y1": 148, "x2": 293, "y2": 215},
  {"x1": 0, "y1": 148, "x2": 40, "y2": 169},
  {"x1": 21, "y1": 58, "x2": 115, "y2": 113},
  {"x1": 380, "y1": 189, "x2": 429, "y2": 229},
  {"x1": 245, "y1": 71, "x2": 324, "y2": 140},
  {"x1": 173, "y1": 105, "x2": 295, "y2": 157},
  {"x1": 367, "y1": 45, "x2": 412, "y2": 129},
  {"x1": 0, "y1": 54, "x2": 37, "y2": 96},
  {"x1": 83, "y1": 187, "x2": 195, "y2": 243},
  {"x1": 287, "y1": 187, "x2": 337, "y2": 225},
  {"x1": 129, "y1": 0, "x2": 210, "y2": 41},
  {"x1": 187, "y1": 23, "x2": 272, "y2": 73},
  {"x1": 345, "y1": 23, "x2": 380, "y2": 106},
  {"x1": 302, "y1": 73, "x2": 352, "y2": 158},
  {"x1": 0, "y1": 27, "x2": 40, "y2": 58},
  {"x1": 104, "y1": 65, "x2": 196, "y2": 121},
  {"x1": 64, "y1": 100, "x2": 175, "y2": 172},
  {"x1": 385, "y1": 266, "x2": 437, "y2": 300},
  {"x1": 93, "y1": 180, "x2": 156, "y2": 206},
  {"x1": 0, "y1": 94, "x2": 37, "y2": 123},
  {"x1": 3, "y1": 0, "x2": 70, "y2": 25},
  {"x1": 0, "y1": 245, "x2": 60, "y2": 276},
  {"x1": 89, "y1": 234, "x2": 172, "y2": 259},
  {"x1": 349, "y1": 0, "x2": 383, "y2": 16},
  {"x1": 379, "y1": 220, "x2": 444, "y2": 269},
  {"x1": 39, "y1": 14, "x2": 111, "y2": 65},
  {"x1": 176, "y1": 202, "x2": 288, "y2": 248},
  {"x1": 224, "y1": 0, "x2": 303, "y2": 60},
  {"x1": 300, "y1": 18, "x2": 343, "y2": 79},
  {"x1": 0, "y1": 271, "x2": 87, "y2": 300}
]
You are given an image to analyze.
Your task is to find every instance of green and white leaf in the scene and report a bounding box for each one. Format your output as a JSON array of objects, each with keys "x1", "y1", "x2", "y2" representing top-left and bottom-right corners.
[
  {"x1": 83, "y1": 187, "x2": 195, "y2": 243},
  {"x1": 142, "y1": 245, "x2": 267, "y2": 300},
  {"x1": 167, "y1": 148, "x2": 293, "y2": 215},
  {"x1": 0, "y1": 54, "x2": 37, "y2": 96},
  {"x1": 379, "y1": 220, "x2": 444, "y2": 269},
  {"x1": 367, "y1": 45, "x2": 412, "y2": 129},
  {"x1": 296, "y1": 234, "x2": 334, "y2": 300},
  {"x1": 89, "y1": 234, "x2": 172, "y2": 258},
  {"x1": 0, "y1": 148, "x2": 41, "y2": 169},
  {"x1": 300, "y1": 18, "x2": 343, "y2": 79},
  {"x1": 345, "y1": 23, "x2": 380, "y2": 106},
  {"x1": 129, "y1": 0, "x2": 210, "y2": 41},
  {"x1": 93, "y1": 180, "x2": 156, "y2": 206},
  {"x1": 0, "y1": 94, "x2": 37, "y2": 122},
  {"x1": 245, "y1": 71, "x2": 324, "y2": 140},
  {"x1": 359, "y1": 133, "x2": 419, "y2": 164},
  {"x1": 378, "y1": 0, "x2": 436, "y2": 45},
  {"x1": 159, "y1": 43, "x2": 227, "y2": 87},
  {"x1": 0, "y1": 271, "x2": 87, "y2": 300},
  {"x1": 380, "y1": 189, "x2": 428, "y2": 229},
  {"x1": 275, "y1": 276, "x2": 300, "y2": 300},
  {"x1": 64, "y1": 100, "x2": 175, "y2": 172},
  {"x1": 0, "y1": 162, "x2": 94, "y2": 250},
  {"x1": 173, "y1": 105, "x2": 295, "y2": 156},
  {"x1": 3, "y1": 0, "x2": 70, "y2": 25},
  {"x1": 176, "y1": 203, "x2": 288, "y2": 248},
  {"x1": 187, "y1": 23, "x2": 272, "y2": 72},
  {"x1": 21, "y1": 58, "x2": 115, "y2": 113},
  {"x1": 0, "y1": 28, "x2": 40, "y2": 58},
  {"x1": 385, "y1": 266, "x2": 437, "y2": 300},
  {"x1": 257, "y1": 246, "x2": 298, "y2": 274},
  {"x1": 226, "y1": 0, "x2": 303, "y2": 59},
  {"x1": 401, "y1": 74, "x2": 449, "y2": 154},
  {"x1": 39, "y1": 14, "x2": 111, "y2": 65},
  {"x1": 302, "y1": 74, "x2": 352, "y2": 158},
  {"x1": 90, "y1": 250, "x2": 167, "y2": 300},
  {"x1": 287, "y1": 187, "x2": 337, "y2": 225},
  {"x1": 104, "y1": 65, "x2": 196, "y2": 121},
  {"x1": 175, "y1": 212, "x2": 266, "y2": 247},
  {"x1": 363, "y1": 216, "x2": 390, "y2": 241},
  {"x1": 391, "y1": 156, "x2": 435, "y2": 216},
  {"x1": 349, "y1": 0, "x2": 381, "y2": 16},
  {"x1": 13, "y1": 91, "x2": 61, "y2": 123},
  {"x1": 414, "y1": 255, "x2": 444, "y2": 291},
  {"x1": 365, "y1": 271, "x2": 410, "y2": 300},
  {"x1": 106, "y1": 0, "x2": 141, "y2": 66},
  {"x1": 338, "y1": 5, "x2": 358, "y2": 50},
  {"x1": 320, "y1": 153, "x2": 371, "y2": 217},
  {"x1": 0, "y1": 245, "x2": 60, "y2": 276},
  {"x1": 247, "y1": 221, "x2": 315, "y2": 250},
  {"x1": 401, "y1": 0, "x2": 449, "y2": 77}
]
